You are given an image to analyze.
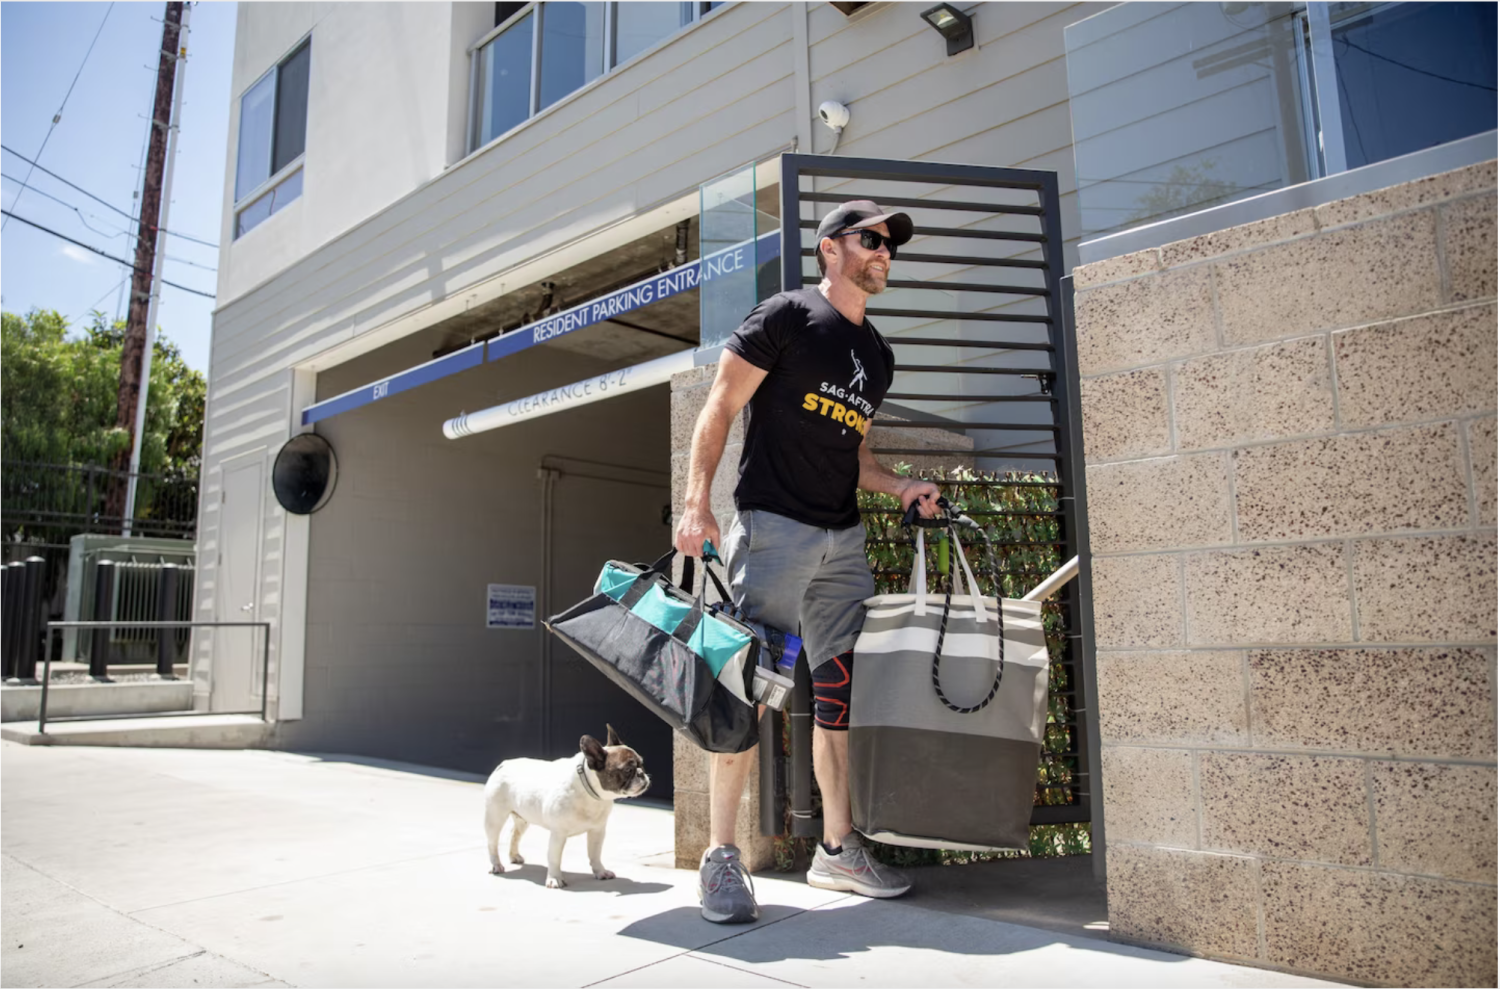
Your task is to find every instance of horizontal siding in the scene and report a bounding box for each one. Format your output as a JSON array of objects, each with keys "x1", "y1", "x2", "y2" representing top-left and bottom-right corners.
[
  {"x1": 197, "y1": 2, "x2": 799, "y2": 714},
  {"x1": 215, "y1": 3, "x2": 793, "y2": 339},
  {"x1": 794, "y1": 4, "x2": 1101, "y2": 435},
  {"x1": 215, "y1": 69, "x2": 795, "y2": 379}
]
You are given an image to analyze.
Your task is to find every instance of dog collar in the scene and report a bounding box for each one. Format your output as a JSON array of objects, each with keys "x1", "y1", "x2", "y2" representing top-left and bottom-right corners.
[{"x1": 576, "y1": 755, "x2": 603, "y2": 801}]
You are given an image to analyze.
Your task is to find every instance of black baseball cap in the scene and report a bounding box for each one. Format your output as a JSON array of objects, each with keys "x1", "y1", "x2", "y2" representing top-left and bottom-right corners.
[{"x1": 815, "y1": 200, "x2": 914, "y2": 247}]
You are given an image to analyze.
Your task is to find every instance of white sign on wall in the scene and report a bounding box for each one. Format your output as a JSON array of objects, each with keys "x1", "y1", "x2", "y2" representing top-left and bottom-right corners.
[{"x1": 487, "y1": 584, "x2": 536, "y2": 630}]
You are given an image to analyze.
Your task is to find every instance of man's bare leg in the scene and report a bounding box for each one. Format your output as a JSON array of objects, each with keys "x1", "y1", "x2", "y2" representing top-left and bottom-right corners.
[
  {"x1": 708, "y1": 745, "x2": 757, "y2": 849},
  {"x1": 701, "y1": 745, "x2": 761, "y2": 923},
  {"x1": 813, "y1": 726, "x2": 853, "y2": 846}
]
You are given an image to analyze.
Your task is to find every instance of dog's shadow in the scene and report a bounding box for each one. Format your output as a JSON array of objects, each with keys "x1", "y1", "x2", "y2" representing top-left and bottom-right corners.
[{"x1": 489, "y1": 864, "x2": 672, "y2": 896}]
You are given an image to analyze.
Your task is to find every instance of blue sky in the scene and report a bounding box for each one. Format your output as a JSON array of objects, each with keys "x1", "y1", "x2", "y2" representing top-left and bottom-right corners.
[{"x1": 2, "y1": 0, "x2": 237, "y2": 372}]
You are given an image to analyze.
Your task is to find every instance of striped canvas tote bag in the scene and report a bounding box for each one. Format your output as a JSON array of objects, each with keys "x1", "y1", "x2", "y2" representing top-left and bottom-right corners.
[{"x1": 851, "y1": 526, "x2": 1050, "y2": 851}]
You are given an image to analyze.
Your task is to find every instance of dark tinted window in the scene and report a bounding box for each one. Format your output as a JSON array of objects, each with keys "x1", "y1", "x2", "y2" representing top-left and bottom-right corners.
[
  {"x1": 272, "y1": 41, "x2": 311, "y2": 174},
  {"x1": 1331, "y1": 2, "x2": 1497, "y2": 170}
]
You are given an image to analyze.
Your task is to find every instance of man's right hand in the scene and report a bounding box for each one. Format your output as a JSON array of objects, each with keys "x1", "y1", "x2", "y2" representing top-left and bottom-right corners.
[{"x1": 674, "y1": 504, "x2": 720, "y2": 559}]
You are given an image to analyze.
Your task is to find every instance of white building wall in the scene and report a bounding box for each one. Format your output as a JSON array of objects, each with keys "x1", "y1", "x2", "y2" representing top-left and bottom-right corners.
[
  {"x1": 197, "y1": 0, "x2": 1106, "y2": 736},
  {"x1": 217, "y1": 2, "x2": 490, "y2": 302}
]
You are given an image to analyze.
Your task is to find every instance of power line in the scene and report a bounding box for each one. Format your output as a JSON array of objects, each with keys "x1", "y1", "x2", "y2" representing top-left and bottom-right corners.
[
  {"x1": 1, "y1": 170, "x2": 219, "y2": 270},
  {"x1": 1337, "y1": 36, "x2": 1497, "y2": 93},
  {"x1": 0, "y1": 144, "x2": 220, "y2": 250},
  {"x1": 2, "y1": 3, "x2": 115, "y2": 232},
  {"x1": 0, "y1": 172, "x2": 216, "y2": 271},
  {"x1": 78, "y1": 276, "x2": 131, "y2": 326},
  {"x1": 2, "y1": 209, "x2": 216, "y2": 299}
]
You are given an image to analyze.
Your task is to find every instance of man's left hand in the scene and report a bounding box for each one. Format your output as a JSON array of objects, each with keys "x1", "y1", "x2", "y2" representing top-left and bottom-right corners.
[{"x1": 900, "y1": 479, "x2": 941, "y2": 519}]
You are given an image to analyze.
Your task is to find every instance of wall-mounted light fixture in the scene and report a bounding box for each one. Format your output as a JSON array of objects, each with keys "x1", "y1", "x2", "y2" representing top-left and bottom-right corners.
[{"x1": 920, "y1": 3, "x2": 974, "y2": 56}]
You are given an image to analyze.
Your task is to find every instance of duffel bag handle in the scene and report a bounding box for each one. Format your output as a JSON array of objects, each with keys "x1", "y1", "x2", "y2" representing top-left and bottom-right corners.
[
  {"x1": 621, "y1": 548, "x2": 680, "y2": 609},
  {"x1": 672, "y1": 595, "x2": 706, "y2": 645},
  {"x1": 671, "y1": 553, "x2": 735, "y2": 647}
]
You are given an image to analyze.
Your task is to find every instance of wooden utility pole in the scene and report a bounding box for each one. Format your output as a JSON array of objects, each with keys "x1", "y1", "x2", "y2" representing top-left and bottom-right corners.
[{"x1": 111, "y1": 1, "x2": 184, "y2": 530}]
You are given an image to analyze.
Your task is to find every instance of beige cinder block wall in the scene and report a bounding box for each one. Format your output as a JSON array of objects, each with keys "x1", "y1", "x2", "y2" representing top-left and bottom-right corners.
[{"x1": 1074, "y1": 160, "x2": 1498, "y2": 987}]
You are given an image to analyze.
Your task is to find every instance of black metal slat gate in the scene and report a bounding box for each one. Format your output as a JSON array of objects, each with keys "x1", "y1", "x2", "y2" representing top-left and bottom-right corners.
[{"x1": 761, "y1": 154, "x2": 1103, "y2": 876}]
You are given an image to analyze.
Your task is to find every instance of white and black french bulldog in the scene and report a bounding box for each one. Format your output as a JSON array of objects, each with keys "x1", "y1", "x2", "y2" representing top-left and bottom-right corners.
[{"x1": 482, "y1": 725, "x2": 650, "y2": 889}]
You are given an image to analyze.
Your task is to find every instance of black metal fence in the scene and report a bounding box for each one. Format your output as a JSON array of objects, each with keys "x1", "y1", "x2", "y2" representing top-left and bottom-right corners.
[
  {"x1": 2, "y1": 460, "x2": 199, "y2": 544},
  {"x1": 1, "y1": 460, "x2": 199, "y2": 669}
]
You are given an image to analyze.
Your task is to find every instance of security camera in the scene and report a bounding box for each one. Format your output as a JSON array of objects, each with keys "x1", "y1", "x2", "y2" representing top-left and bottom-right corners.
[{"x1": 818, "y1": 100, "x2": 850, "y2": 132}]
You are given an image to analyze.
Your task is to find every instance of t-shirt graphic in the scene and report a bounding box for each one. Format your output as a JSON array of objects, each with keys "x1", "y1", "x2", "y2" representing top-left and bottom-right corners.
[
  {"x1": 724, "y1": 288, "x2": 895, "y2": 529},
  {"x1": 850, "y1": 351, "x2": 868, "y2": 391}
]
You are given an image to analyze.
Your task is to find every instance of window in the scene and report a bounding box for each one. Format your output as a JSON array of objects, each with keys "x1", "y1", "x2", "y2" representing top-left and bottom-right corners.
[
  {"x1": 234, "y1": 39, "x2": 310, "y2": 238},
  {"x1": 1298, "y1": 2, "x2": 1497, "y2": 175},
  {"x1": 539, "y1": 3, "x2": 607, "y2": 111},
  {"x1": 1065, "y1": 2, "x2": 1496, "y2": 241},
  {"x1": 476, "y1": 11, "x2": 534, "y2": 145},
  {"x1": 615, "y1": 3, "x2": 690, "y2": 64},
  {"x1": 470, "y1": 3, "x2": 722, "y2": 152}
]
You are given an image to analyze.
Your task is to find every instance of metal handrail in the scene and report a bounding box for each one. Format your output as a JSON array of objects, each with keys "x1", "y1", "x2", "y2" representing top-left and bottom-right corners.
[
  {"x1": 38, "y1": 620, "x2": 271, "y2": 733},
  {"x1": 1021, "y1": 555, "x2": 1080, "y2": 602}
]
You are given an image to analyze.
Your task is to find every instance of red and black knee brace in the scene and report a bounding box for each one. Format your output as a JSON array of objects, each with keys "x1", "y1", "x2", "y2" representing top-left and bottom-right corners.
[{"x1": 812, "y1": 650, "x2": 854, "y2": 730}]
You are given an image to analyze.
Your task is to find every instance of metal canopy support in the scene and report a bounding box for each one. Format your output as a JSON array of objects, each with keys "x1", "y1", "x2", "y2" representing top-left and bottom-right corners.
[{"x1": 770, "y1": 154, "x2": 1100, "y2": 879}]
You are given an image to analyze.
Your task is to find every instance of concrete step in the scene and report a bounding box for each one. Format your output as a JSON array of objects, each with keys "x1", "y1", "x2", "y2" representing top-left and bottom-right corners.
[
  {"x1": 1, "y1": 680, "x2": 195, "y2": 722},
  {"x1": 0, "y1": 714, "x2": 271, "y2": 748}
]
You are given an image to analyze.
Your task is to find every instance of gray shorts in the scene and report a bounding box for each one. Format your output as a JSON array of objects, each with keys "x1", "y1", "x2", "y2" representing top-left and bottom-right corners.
[{"x1": 721, "y1": 509, "x2": 875, "y2": 671}]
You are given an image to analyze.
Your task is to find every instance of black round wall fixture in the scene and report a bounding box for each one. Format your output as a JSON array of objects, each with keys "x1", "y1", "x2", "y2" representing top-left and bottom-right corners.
[{"x1": 272, "y1": 433, "x2": 338, "y2": 515}]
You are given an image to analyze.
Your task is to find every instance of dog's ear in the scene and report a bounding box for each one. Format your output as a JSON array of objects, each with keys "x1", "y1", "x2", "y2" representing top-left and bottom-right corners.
[
  {"x1": 580, "y1": 734, "x2": 607, "y2": 771},
  {"x1": 605, "y1": 723, "x2": 622, "y2": 748}
]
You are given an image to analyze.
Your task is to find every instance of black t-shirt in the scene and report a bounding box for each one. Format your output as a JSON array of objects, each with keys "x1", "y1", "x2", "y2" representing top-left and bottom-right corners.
[{"x1": 724, "y1": 288, "x2": 896, "y2": 529}]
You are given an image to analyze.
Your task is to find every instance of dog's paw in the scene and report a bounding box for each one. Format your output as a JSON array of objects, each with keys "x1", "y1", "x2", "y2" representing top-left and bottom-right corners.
[
  {"x1": 509, "y1": 853, "x2": 525, "y2": 865},
  {"x1": 545, "y1": 875, "x2": 567, "y2": 890},
  {"x1": 594, "y1": 869, "x2": 616, "y2": 881},
  {"x1": 489, "y1": 864, "x2": 504, "y2": 875}
]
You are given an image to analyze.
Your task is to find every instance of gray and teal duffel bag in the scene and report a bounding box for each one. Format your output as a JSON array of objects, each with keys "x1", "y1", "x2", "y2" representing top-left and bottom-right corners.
[{"x1": 544, "y1": 548, "x2": 761, "y2": 753}]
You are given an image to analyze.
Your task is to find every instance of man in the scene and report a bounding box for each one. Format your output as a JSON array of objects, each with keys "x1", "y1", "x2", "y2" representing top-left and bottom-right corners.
[{"x1": 674, "y1": 201, "x2": 941, "y2": 924}]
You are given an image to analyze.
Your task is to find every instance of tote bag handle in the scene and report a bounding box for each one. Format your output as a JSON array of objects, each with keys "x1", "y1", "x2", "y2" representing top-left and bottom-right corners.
[{"x1": 914, "y1": 526, "x2": 1007, "y2": 715}]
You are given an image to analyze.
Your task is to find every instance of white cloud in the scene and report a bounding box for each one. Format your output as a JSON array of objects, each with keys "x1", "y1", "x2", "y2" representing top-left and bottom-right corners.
[{"x1": 60, "y1": 244, "x2": 97, "y2": 266}]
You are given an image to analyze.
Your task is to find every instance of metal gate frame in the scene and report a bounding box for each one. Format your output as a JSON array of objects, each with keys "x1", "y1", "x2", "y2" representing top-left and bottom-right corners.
[{"x1": 761, "y1": 154, "x2": 1104, "y2": 877}]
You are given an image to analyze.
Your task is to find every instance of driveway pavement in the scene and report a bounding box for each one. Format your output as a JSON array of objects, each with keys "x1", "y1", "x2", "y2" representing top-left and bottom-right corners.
[{"x1": 0, "y1": 741, "x2": 1343, "y2": 988}]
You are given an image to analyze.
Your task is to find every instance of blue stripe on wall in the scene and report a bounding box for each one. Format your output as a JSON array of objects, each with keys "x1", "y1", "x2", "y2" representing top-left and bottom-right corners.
[
  {"x1": 302, "y1": 342, "x2": 486, "y2": 425},
  {"x1": 301, "y1": 231, "x2": 781, "y2": 425}
]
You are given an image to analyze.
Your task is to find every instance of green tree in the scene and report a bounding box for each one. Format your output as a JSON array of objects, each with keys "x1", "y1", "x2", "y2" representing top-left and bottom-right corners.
[{"x1": 1, "y1": 308, "x2": 205, "y2": 473}]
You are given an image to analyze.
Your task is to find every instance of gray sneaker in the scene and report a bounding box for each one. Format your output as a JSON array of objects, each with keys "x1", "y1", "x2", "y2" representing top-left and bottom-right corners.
[
  {"x1": 699, "y1": 844, "x2": 759, "y2": 923},
  {"x1": 807, "y1": 832, "x2": 912, "y2": 898}
]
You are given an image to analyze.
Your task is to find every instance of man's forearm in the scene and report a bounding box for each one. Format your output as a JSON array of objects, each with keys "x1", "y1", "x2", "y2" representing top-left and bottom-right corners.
[
  {"x1": 857, "y1": 446, "x2": 908, "y2": 498},
  {"x1": 684, "y1": 402, "x2": 733, "y2": 509}
]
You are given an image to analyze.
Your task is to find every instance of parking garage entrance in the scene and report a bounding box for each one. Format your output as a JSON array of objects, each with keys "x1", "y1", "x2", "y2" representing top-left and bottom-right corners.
[{"x1": 280, "y1": 170, "x2": 780, "y2": 801}]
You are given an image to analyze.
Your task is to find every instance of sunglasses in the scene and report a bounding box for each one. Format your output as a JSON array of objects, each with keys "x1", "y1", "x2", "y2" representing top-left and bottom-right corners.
[{"x1": 832, "y1": 228, "x2": 898, "y2": 259}]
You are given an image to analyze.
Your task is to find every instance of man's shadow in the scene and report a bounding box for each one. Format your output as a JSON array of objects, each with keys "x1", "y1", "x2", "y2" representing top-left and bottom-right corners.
[{"x1": 616, "y1": 896, "x2": 1186, "y2": 967}]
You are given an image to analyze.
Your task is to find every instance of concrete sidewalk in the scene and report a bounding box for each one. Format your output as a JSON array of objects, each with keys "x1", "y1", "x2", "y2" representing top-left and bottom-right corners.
[{"x1": 1, "y1": 742, "x2": 1342, "y2": 988}]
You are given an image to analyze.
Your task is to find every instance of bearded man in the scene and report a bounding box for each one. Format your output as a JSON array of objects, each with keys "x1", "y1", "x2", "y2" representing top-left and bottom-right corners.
[{"x1": 674, "y1": 201, "x2": 941, "y2": 923}]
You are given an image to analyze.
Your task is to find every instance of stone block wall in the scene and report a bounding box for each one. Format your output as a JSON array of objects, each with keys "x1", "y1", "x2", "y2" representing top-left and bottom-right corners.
[{"x1": 1074, "y1": 161, "x2": 1497, "y2": 987}]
